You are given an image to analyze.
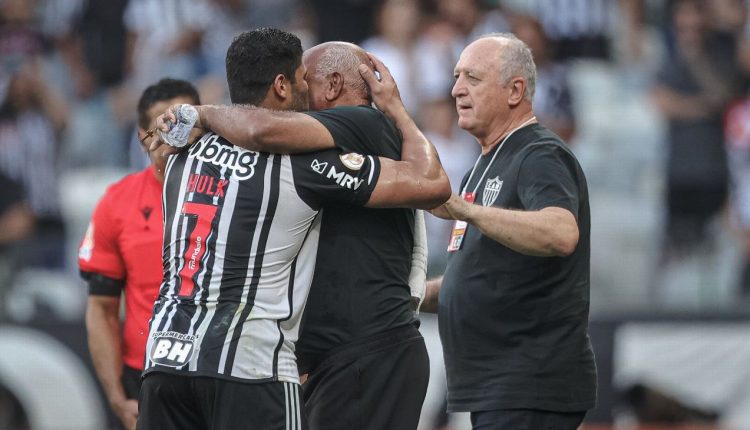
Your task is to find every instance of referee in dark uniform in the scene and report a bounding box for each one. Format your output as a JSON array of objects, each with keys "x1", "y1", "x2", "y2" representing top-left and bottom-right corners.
[
  {"x1": 423, "y1": 33, "x2": 596, "y2": 429},
  {"x1": 152, "y1": 40, "x2": 443, "y2": 429}
]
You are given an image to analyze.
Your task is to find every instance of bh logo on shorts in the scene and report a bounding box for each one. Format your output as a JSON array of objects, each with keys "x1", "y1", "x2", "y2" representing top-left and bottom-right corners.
[
  {"x1": 149, "y1": 332, "x2": 195, "y2": 367},
  {"x1": 482, "y1": 177, "x2": 503, "y2": 206}
]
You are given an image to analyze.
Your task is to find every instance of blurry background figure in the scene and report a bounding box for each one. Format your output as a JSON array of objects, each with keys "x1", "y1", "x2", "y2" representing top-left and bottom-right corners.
[
  {"x1": 650, "y1": 0, "x2": 748, "y2": 304},
  {"x1": 362, "y1": 0, "x2": 424, "y2": 115},
  {"x1": 420, "y1": 98, "x2": 477, "y2": 277},
  {"x1": 726, "y1": 88, "x2": 750, "y2": 299},
  {"x1": 0, "y1": 173, "x2": 34, "y2": 319},
  {"x1": 0, "y1": 56, "x2": 67, "y2": 270},
  {"x1": 505, "y1": 0, "x2": 615, "y2": 61},
  {"x1": 308, "y1": 0, "x2": 375, "y2": 44},
  {"x1": 513, "y1": 14, "x2": 577, "y2": 143}
]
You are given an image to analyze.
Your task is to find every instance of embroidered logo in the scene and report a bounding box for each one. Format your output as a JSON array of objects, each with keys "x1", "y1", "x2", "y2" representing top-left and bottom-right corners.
[{"x1": 482, "y1": 177, "x2": 503, "y2": 206}]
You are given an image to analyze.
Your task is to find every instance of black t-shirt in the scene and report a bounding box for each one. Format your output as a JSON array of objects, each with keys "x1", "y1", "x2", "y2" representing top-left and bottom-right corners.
[
  {"x1": 296, "y1": 105, "x2": 416, "y2": 372},
  {"x1": 439, "y1": 124, "x2": 596, "y2": 413}
]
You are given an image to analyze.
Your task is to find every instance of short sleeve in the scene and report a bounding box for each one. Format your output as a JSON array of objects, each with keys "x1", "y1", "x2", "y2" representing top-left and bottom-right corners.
[
  {"x1": 78, "y1": 192, "x2": 126, "y2": 282},
  {"x1": 290, "y1": 149, "x2": 381, "y2": 210},
  {"x1": 516, "y1": 143, "x2": 580, "y2": 218},
  {"x1": 304, "y1": 105, "x2": 401, "y2": 159}
]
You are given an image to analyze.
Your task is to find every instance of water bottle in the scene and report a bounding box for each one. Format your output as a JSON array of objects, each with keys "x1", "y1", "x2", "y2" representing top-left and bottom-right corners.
[{"x1": 158, "y1": 104, "x2": 199, "y2": 148}]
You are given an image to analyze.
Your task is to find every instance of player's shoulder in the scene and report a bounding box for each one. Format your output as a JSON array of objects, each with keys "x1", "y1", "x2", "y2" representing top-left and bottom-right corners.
[
  {"x1": 520, "y1": 125, "x2": 570, "y2": 155},
  {"x1": 316, "y1": 104, "x2": 390, "y2": 124}
]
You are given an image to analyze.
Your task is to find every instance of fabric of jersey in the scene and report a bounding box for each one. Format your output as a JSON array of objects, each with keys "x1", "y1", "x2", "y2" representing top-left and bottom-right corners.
[
  {"x1": 296, "y1": 105, "x2": 416, "y2": 373},
  {"x1": 439, "y1": 123, "x2": 597, "y2": 413},
  {"x1": 144, "y1": 132, "x2": 379, "y2": 384},
  {"x1": 78, "y1": 165, "x2": 164, "y2": 370}
]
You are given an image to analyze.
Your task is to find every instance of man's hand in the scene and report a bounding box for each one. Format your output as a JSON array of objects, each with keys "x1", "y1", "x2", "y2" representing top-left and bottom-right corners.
[
  {"x1": 358, "y1": 53, "x2": 407, "y2": 120},
  {"x1": 430, "y1": 194, "x2": 475, "y2": 221},
  {"x1": 149, "y1": 104, "x2": 206, "y2": 152},
  {"x1": 111, "y1": 397, "x2": 138, "y2": 430}
]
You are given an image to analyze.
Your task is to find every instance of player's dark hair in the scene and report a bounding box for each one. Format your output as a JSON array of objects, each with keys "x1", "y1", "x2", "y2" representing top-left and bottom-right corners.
[
  {"x1": 225, "y1": 28, "x2": 303, "y2": 105},
  {"x1": 137, "y1": 78, "x2": 200, "y2": 129}
]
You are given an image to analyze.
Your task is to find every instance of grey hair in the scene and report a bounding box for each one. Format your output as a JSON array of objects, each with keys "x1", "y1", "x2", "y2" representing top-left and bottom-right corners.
[
  {"x1": 313, "y1": 44, "x2": 368, "y2": 98},
  {"x1": 478, "y1": 32, "x2": 536, "y2": 102}
]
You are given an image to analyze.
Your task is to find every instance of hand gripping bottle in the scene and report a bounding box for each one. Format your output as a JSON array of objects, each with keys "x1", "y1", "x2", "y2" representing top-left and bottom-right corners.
[{"x1": 158, "y1": 104, "x2": 198, "y2": 148}]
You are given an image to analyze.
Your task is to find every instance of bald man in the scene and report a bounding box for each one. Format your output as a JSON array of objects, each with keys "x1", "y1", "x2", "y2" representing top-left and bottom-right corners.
[{"x1": 156, "y1": 41, "x2": 434, "y2": 430}]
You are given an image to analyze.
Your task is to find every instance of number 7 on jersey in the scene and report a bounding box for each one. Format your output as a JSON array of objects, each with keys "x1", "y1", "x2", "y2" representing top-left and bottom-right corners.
[{"x1": 177, "y1": 201, "x2": 218, "y2": 297}]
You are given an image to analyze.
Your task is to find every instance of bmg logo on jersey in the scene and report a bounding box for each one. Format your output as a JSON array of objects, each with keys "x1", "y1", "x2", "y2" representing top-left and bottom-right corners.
[
  {"x1": 149, "y1": 332, "x2": 196, "y2": 367},
  {"x1": 190, "y1": 133, "x2": 258, "y2": 180}
]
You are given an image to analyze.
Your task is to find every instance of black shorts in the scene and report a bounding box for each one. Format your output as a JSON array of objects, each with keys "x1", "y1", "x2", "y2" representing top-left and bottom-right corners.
[
  {"x1": 470, "y1": 408, "x2": 586, "y2": 430},
  {"x1": 302, "y1": 324, "x2": 429, "y2": 430},
  {"x1": 137, "y1": 372, "x2": 305, "y2": 430},
  {"x1": 122, "y1": 365, "x2": 142, "y2": 399}
]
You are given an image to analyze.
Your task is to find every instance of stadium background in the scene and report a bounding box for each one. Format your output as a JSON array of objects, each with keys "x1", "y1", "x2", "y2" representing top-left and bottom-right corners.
[{"x1": 1, "y1": 0, "x2": 749, "y2": 428}]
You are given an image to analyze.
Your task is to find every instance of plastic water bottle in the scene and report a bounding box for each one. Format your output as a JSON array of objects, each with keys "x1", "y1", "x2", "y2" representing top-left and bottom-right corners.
[{"x1": 158, "y1": 104, "x2": 198, "y2": 148}]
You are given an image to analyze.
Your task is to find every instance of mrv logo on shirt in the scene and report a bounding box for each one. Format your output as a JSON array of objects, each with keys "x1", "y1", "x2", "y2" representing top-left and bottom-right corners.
[
  {"x1": 149, "y1": 331, "x2": 196, "y2": 367},
  {"x1": 189, "y1": 133, "x2": 258, "y2": 180}
]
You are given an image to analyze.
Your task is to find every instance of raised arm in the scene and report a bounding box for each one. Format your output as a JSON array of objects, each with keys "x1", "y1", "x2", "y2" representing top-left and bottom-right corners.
[
  {"x1": 360, "y1": 54, "x2": 450, "y2": 209},
  {"x1": 195, "y1": 105, "x2": 336, "y2": 154}
]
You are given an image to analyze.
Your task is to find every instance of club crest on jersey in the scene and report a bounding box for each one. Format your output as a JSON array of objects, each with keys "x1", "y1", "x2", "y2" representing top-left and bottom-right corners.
[
  {"x1": 189, "y1": 133, "x2": 258, "y2": 180},
  {"x1": 78, "y1": 222, "x2": 94, "y2": 261},
  {"x1": 311, "y1": 159, "x2": 328, "y2": 174},
  {"x1": 340, "y1": 153, "x2": 365, "y2": 170},
  {"x1": 149, "y1": 332, "x2": 195, "y2": 367},
  {"x1": 483, "y1": 177, "x2": 503, "y2": 206}
]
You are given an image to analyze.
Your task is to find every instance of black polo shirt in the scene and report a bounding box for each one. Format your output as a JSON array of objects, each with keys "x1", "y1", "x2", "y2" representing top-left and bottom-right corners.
[
  {"x1": 297, "y1": 105, "x2": 416, "y2": 373},
  {"x1": 439, "y1": 123, "x2": 596, "y2": 413}
]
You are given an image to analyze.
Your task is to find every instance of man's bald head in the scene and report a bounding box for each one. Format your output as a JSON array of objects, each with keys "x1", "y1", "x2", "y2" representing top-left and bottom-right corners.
[{"x1": 303, "y1": 42, "x2": 371, "y2": 110}]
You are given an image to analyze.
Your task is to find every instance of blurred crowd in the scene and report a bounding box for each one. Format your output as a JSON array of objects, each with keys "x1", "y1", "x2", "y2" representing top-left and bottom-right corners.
[{"x1": 2, "y1": 0, "x2": 750, "y2": 319}]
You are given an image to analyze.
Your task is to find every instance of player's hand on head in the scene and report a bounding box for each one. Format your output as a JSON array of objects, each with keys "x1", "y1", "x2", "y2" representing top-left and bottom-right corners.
[{"x1": 358, "y1": 52, "x2": 406, "y2": 119}]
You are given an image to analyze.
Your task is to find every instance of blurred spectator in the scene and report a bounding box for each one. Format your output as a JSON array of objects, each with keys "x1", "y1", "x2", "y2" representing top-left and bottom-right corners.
[
  {"x1": 53, "y1": 0, "x2": 133, "y2": 169},
  {"x1": 435, "y1": 0, "x2": 509, "y2": 42},
  {"x1": 652, "y1": 0, "x2": 747, "y2": 279},
  {"x1": 308, "y1": 0, "x2": 375, "y2": 43},
  {"x1": 508, "y1": 0, "x2": 616, "y2": 61},
  {"x1": 124, "y1": 0, "x2": 215, "y2": 93},
  {"x1": 513, "y1": 14, "x2": 577, "y2": 143},
  {"x1": 726, "y1": 95, "x2": 750, "y2": 298},
  {"x1": 362, "y1": 0, "x2": 423, "y2": 114},
  {"x1": 421, "y1": 98, "x2": 477, "y2": 276},
  {"x1": 0, "y1": 58, "x2": 67, "y2": 270},
  {"x1": 47, "y1": 0, "x2": 127, "y2": 100},
  {"x1": 0, "y1": 172, "x2": 33, "y2": 317}
]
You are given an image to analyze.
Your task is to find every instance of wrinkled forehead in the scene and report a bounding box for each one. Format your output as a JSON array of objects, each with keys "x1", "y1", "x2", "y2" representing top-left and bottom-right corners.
[{"x1": 455, "y1": 38, "x2": 503, "y2": 74}]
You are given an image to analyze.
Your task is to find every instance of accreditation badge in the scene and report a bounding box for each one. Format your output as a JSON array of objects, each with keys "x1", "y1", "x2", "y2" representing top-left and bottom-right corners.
[{"x1": 447, "y1": 192, "x2": 475, "y2": 252}]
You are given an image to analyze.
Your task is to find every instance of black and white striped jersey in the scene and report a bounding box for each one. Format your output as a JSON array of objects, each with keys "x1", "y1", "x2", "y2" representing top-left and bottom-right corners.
[{"x1": 144, "y1": 132, "x2": 380, "y2": 384}]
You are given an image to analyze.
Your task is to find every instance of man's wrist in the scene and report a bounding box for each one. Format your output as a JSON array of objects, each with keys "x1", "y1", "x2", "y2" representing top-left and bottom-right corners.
[{"x1": 194, "y1": 105, "x2": 209, "y2": 130}]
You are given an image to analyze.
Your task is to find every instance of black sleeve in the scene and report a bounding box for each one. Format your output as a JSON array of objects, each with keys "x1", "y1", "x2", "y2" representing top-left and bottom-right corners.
[
  {"x1": 80, "y1": 270, "x2": 124, "y2": 296},
  {"x1": 516, "y1": 143, "x2": 580, "y2": 218},
  {"x1": 290, "y1": 149, "x2": 381, "y2": 210},
  {"x1": 304, "y1": 105, "x2": 401, "y2": 159}
]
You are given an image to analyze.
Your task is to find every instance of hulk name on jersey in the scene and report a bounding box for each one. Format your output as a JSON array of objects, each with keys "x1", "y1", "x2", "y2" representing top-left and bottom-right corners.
[{"x1": 145, "y1": 132, "x2": 380, "y2": 384}]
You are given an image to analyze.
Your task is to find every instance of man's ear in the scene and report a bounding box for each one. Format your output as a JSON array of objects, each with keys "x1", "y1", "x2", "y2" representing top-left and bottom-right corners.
[
  {"x1": 507, "y1": 77, "x2": 526, "y2": 107},
  {"x1": 325, "y1": 72, "x2": 344, "y2": 101},
  {"x1": 272, "y1": 73, "x2": 289, "y2": 101}
]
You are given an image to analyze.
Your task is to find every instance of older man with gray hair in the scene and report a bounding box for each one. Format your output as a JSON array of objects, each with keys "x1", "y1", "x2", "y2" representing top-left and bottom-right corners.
[{"x1": 423, "y1": 33, "x2": 597, "y2": 429}]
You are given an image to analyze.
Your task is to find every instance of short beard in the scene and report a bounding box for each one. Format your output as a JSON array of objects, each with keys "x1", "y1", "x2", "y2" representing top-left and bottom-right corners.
[{"x1": 290, "y1": 89, "x2": 309, "y2": 112}]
